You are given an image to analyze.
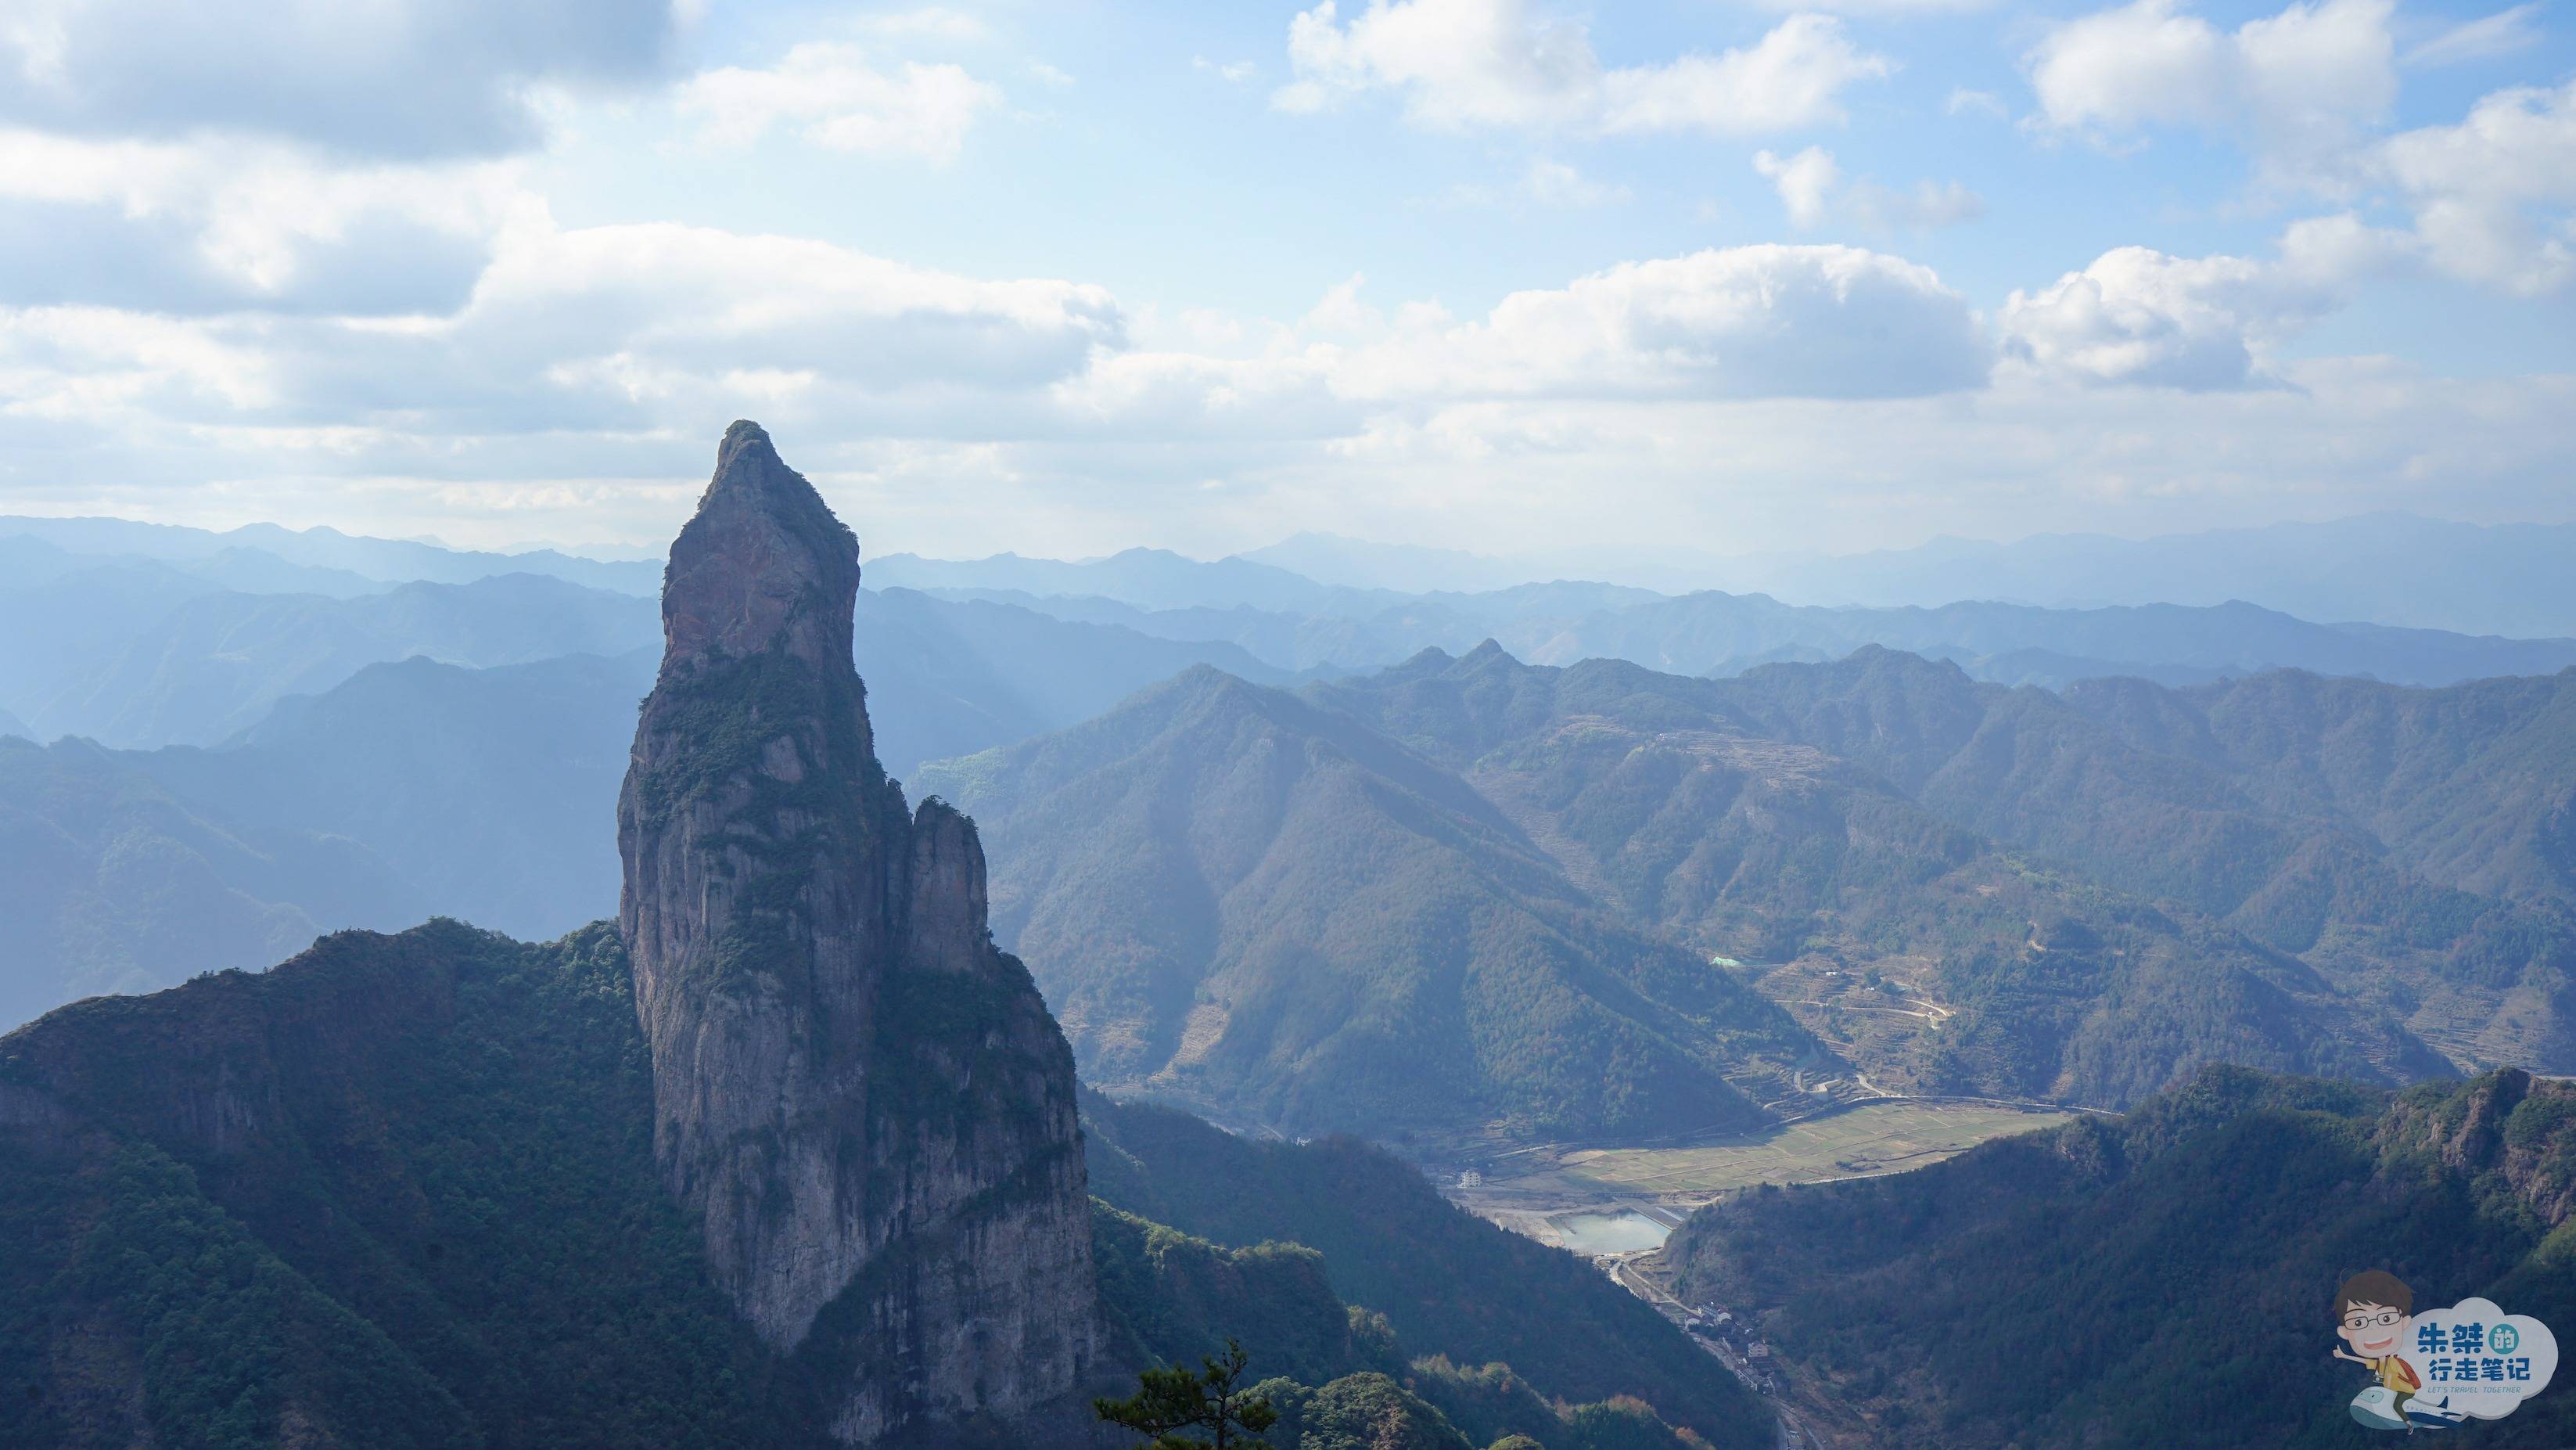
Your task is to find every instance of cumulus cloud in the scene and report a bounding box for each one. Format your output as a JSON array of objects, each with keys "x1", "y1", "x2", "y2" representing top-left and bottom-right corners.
[
  {"x1": 0, "y1": 217, "x2": 1130, "y2": 463},
  {"x1": 0, "y1": 0, "x2": 679, "y2": 158},
  {"x1": 1274, "y1": 0, "x2": 1890, "y2": 135},
  {"x1": 1325, "y1": 246, "x2": 1989, "y2": 401},
  {"x1": 1755, "y1": 147, "x2": 1843, "y2": 227},
  {"x1": 2025, "y1": 0, "x2": 2396, "y2": 167},
  {"x1": 2370, "y1": 78, "x2": 2576, "y2": 293},
  {"x1": 0, "y1": 128, "x2": 520, "y2": 315},
  {"x1": 1999, "y1": 215, "x2": 2403, "y2": 387},
  {"x1": 678, "y1": 42, "x2": 1002, "y2": 161},
  {"x1": 1755, "y1": 146, "x2": 1982, "y2": 232},
  {"x1": 1050, "y1": 245, "x2": 1991, "y2": 454}
]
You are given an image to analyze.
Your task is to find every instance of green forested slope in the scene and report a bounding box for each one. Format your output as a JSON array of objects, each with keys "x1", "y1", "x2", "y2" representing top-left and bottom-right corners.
[
  {"x1": 1664, "y1": 1067, "x2": 2576, "y2": 1448},
  {"x1": 1084, "y1": 1088, "x2": 1762, "y2": 1448},
  {"x1": 0, "y1": 915, "x2": 1770, "y2": 1449},
  {"x1": 0, "y1": 920, "x2": 810, "y2": 1448},
  {"x1": 2066, "y1": 667, "x2": 2576, "y2": 909},
  {"x1": 1310, "y1": 645, "x2": 2452, "y2": 1106},
  {"x1": 925, "y1": 666, "x2": 1815, "y2": 1138}
]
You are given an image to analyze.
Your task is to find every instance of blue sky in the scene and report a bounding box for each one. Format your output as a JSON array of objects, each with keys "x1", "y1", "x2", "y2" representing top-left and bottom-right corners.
[{"x1": 0, "y1": 0, "x2": 2570, "y2": 565}]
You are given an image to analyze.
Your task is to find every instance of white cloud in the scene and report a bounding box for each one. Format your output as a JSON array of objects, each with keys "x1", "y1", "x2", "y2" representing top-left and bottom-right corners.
[
  {"x1": 2403, "y1": 4, "x2": 2543, "y2": 68},
  {"x1": 1999, "y1": 216, "x2": 2402, "y2": 387},
  {"x1": 1755, "y1": 146, "x2": 1982, "y2": 232},
  {"x1": 2025, "y1": 0, "x2": 2396, "y2": 167},
  {"x1": 1595, "y1": 16, "x2": 1894, "y2": 135},
  {"x1": 0, "y1": 216, "x2": 1130, "y2": 467},
  {"x1": 0, "y1": 0, "x2": 679, "y2": 158},
  {"x1": 1324, "y1": 246, "x2": 1990, "y2": 401},
  {"x1": 1755, "y1": 146, "x2": 1841, "y2": 227},
  {"x1": 2371, "y1": 78, "x2": 2576, "y2": 293},
  {"x1": 1194, "y1": 56, "x2": 1259, "y2": 85},
  {"x1": 0, "y1": 128, "x2": 523, "y2": 315},
  {"x1": 679, "y1": 42, "x2": 1001, "y2": 161},
  {"x1": 1274, "y1": 0, "x2": 1891, "y2": 136}
]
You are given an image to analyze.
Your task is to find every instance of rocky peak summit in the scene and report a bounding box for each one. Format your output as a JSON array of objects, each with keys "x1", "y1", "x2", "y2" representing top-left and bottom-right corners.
[
  {"x1": 616, "y1": 423, "x2": 1096, "y2": 1444},
  {"x1": 661, "y1": 420, "x2": 862, "y2": 671}
]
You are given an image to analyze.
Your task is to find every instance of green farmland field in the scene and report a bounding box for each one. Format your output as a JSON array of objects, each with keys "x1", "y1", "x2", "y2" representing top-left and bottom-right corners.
[{"x1": 1557, "y1": 1099, "x2": 2078, "y2": 1196}]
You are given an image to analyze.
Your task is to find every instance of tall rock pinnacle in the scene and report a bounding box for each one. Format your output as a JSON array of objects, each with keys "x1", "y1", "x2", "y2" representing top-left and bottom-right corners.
[{"x1": 617, "y1": 422, "x2": 1097, "y2": 1443}]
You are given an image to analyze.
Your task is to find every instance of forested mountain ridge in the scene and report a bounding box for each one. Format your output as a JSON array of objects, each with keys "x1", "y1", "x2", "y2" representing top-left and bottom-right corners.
[
  {"x1": 0, "y1": 733, "x2": 419, "y2": 1032},
  {"x1": 2064, "y1": 667, "x2": 2576, "y2": 909},
  {"x1": 1686, "y1": 647, "x2": 2576, "y2": 1071},
  {"x1": 1310, "y1": 644, "x2": 2452, "y2": 1106},
  {"x1": 922, "y1": 664, "x2": 1821, "y2": 1139},
  {"x1": 1662, "y1": 1065, "x2": 2576, "y2": 1448},
  {"x1": 0, "y1": 922, "x2": 819, "y2": 1449}
]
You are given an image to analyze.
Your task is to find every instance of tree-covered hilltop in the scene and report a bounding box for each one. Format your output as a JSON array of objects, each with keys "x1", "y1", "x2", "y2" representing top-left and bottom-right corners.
[
  {"x1": 922, "y1": 664, "x2": 1816, "y2": 1140},
  {"x1": 1662, "y1": 1066, "x2": 2576, "y2": 1448},
  {"x1": 0, "y1": 921, "x2": 817, "y2": 1449}
]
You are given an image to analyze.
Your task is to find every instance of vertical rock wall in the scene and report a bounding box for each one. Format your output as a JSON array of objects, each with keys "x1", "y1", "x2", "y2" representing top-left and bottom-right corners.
[{"x1": 616, "y1": 421, "x2": 1096, "y2": 1442}]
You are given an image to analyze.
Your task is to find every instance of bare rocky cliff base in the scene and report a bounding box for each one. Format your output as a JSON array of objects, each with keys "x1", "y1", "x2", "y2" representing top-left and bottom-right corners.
[{"x1": 617, "y1": 420, "x2": 1097, "y2": 1443}]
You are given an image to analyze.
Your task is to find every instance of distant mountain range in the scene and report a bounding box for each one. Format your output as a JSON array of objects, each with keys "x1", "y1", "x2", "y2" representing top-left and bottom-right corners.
[
  {"x1": 879, "y1": 552, "x2": 2576, "y2": 689},
  {"x1": 0, "y1": 589, "x2": 1301, "y2": 1030},
  {"x1": 1237, "y1": 515, "x2": 2576, "y2": 639},
  {"x1": 14, "y1": 516, "x2": 2576, "y2": 750},
  {"x1": 0, "y1": 514, "x2": 662, "y2": 595},
  {"x1": 1730, "y1": 513, "x2": 2576, "y2": 639},
  {"x1": 5, "y1": 569, "x2": 657, "y2": 747}
]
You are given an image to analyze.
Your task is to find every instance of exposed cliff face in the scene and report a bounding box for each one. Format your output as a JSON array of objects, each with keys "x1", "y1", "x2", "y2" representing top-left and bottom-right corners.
[{"x1": 616, "y1": 421, "x2": 1097, "y2": 1442}]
